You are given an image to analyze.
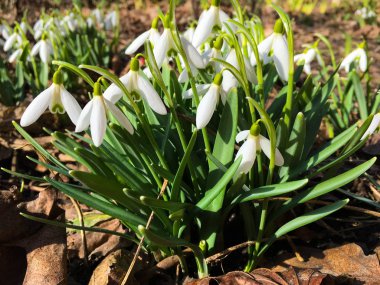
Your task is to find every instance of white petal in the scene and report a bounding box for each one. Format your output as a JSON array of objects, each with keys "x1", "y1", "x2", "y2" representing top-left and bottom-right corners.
[
  {"x1": 358, "y1": 49, "x2": 367, "y2": 72},
  {"x1": 149, "y1": 29, "x2": 161, "y2": 46},
  {"x1": 273, "y1": 34, "x2": 289, "y2": 81},
  {"x1": 31, "y1": 41, "x2": 42, "y2": 56},
  {"x1": 304, "y1": 48, "x2": 316, "y2": 64},
  {"x1": 60, "y1": 86, "x2": 82, "y2": 125},
  {"x1": 222, "y1": 49, "x2": 239, "y2": 93},
  {"x1": 340, "y1": 49, "x2": 360, "y2": 72},
  {"x1": 9, "y1": 49, "x2": 22, "y2": 63},
  {"x1": 125, "y1": 30, "x2": 150, "y2": 55},
  {"x1": 103, "y1": 83, "x2": 123, "y2": 104},
  {"x1": 137, "y1": 76, "x2": 167, "y2": 115},
  {"x1": 178, "y1": 69, "x2": 189, "y2": 83},
  {"x1": 259, "y1": 135, "x2": 284, "y2": 166},
  {"x1": 181, "y1": 37, "x2": 205, "y2": 69},
  {"x1": 105, "y1": 99, "x2": 134, "y2": 134},
  {"x1": 218, "y1": 10, "x2": 230, "y2": 25},
  {"x1": 361, "y1": 113, "x2": 380, "y2": 140},
  {"x1": 4, "y1": 33, "x2": 16, "y2": 52},
  {"x1": 153, "y1": 29, "x2": 170, "y2": 68},
  {"x1": 258, "y1": 34, "x2": 274, "y2": 59},
  {"x1": 90, "y1": 97, "x2": 107, "y2": 147},
  {"x1": 75, "y1": 100, "x2": 94, "y2": 132},
  {"x1": 192, "y1": 7, "x2": 218, "y2": 48},
  {"x1": 294, "y1": 53, "x2": 304, "y2": 64},
  {"x1": 235, "y1": 137, "x2": 257, "y2": 174},
  {"x1": 20, "y1": 85, "x2": 53, "y2": 126},
  {"x1": 236, "y1": 130, "x2": 249, "y2": 143},
  {"x1": 304, "y1": 63, "x2": 311, "y2": 74},
  {"x1": 196, "y1": 84, "x2": 219, "y2": 129},
  {"x1": 183, "y1": 84, "x2": 210, "y2": 99},
  {"x1": 39, "y1": 40, "x2": 50, "y2": 63}
]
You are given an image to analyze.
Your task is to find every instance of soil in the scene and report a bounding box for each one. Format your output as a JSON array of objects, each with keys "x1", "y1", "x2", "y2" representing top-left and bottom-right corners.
[{"x1": 0, "y1": 1, "x2": 379, "y2": 284}]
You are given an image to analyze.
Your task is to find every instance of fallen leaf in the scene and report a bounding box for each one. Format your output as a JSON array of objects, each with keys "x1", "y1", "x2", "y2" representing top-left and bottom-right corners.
[{"x1": 271, "y1": 243, "x2": 380, "y2": 285}]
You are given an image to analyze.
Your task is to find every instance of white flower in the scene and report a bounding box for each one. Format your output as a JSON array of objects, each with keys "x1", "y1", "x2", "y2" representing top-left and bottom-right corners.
[
  {"x1": 62, "y1": 13, "x2": 78, "y2": 32},
  {"x1": 294, "y1": 47, "x2": 321, "y2": 75},
  {"x1": 104, "y1": 11, "x2": 118, "y2": 30},
  {"x1": 355, "y1": 7, "x2": 376, "y2": 19},
  {"x1": 76, "y1": 83, "x2": 134, "y2": 147},
  {"x1": 104, "y1": 57, "x2": 167, "y2": 115},
  {"x1": 31, "y1": 38, "x2": 53, "y2": 63},
  {"x1": 20, "y1": 71, "x2": 81, "y2": 127},
  {"x1": 177, "y1": 37, "x2": 206, "y2": 82},
  {"x1": 125, "y1": 17, "x2": 161, "y2": 55},
  {"x1": 202, "y1": 36, "x2": 224, "y2": 73},
  {"x1": 183, "y1": 26, "x2": 195, "y2": 43},
  {"x1": 92, "y1": 8, "x2": 103, "y2": 24},
  {"x1": 222, "y1": 48, "x2": 257, "y2": 93},
  {"x1": 152, "y1": 17, "x2": 204, "y2": 76},
  {"x1": 8, "y1": 48, "x2": 22, "y2": 63},
  {"x1": 192, "y1": 1, "x2": 229, "y2": 48},
  {"x1": 340, "y1": 45, "x2": 367, "y2": 73},
  {"x1": 3, "y1": 32, "x2": 22, "y2": 52},
  {"x1": 235, "y1": 126, "x2": 284, "y2": 175},
  {"x1": 195, "y1": 74, "x2": 226, "y2": 129},
  {"x1": 361, "y1": 113, "x2": 380, "y2": 140},
  {"x1": 250, "y1": 19, "x2": 289, "y2": 81}
]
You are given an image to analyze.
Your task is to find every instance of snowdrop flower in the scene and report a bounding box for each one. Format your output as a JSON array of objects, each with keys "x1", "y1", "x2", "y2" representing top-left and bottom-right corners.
[
  {"x1": 340, "y1": 42, "x2": 367, "y2": 73},
  {"x1": 195, "y1": 73, "x2": 226, "y2": 129},
  {"x1": 8, "y1": 47, "x2": 23, "y2": 63},
  {"x1": 3, "y1": 30, "x2": 22, "y2": 52},
  {"x1": 250, "y1": 19, "x2": 289, "y2": 81},
  {"x1": 31, "y1": 34, "x2": 53, "y2": 63},
  {"x1": 153, "y1": 15, "x2": 204, "y2": 73},
  {"x1": 361, "y1": 113, "x2": 380, "y2": 140},
  {"x1": 192, "y1": 0, "x2": 229, "y2": 48},
  {"x1": 235, "y1": 123, "x2": 284, "y2": 175},
  {"x1": 20, "y1": 70, "x2": 81, "y2": 127},
  {"x1": 104, "y1": 11, "x2": 118, "y2": 31},
  {"x1": 92, "y1": 8, "x2": 103, "y2": 25},
  {"x1": 76, "y1": 82, "x2": 134, "y2": 147},
  {"x1": 222, "y1": 48, "x2": 257, "y2": 93},
  {"x1": 62, "y1": 13, "x2": 78, "y2": 32},
  {"x1": 355, "y1": 7, "x2": 376, "y2": 20},
  {"x1": 294, "y1": 44, "x2": 322, "y2": 75},
  {"x1": 183, "y1": 23, "x2": 196, "y2": 43},
  {"x1": 125, "y1": 17, "x2": 160, "y2": 55},
  {"x1": 202, "y1": 36, "x2": 224, "y2": 73},
  {"x1": 104, "y1": 57, "x2": 167, "y2": 115}
]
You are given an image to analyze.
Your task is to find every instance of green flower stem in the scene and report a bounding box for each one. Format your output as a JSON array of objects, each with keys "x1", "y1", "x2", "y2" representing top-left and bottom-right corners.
[{"x1": 171, "y1": 29, "x2": 211, "y2": 154}]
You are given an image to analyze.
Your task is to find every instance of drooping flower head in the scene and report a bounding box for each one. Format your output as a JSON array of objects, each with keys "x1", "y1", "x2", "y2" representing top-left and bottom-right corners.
[
  {"x1": 125, "y1": 17, "x2": 161, "y2": 55},
  {"x1": 251, "y1": 19, "x2": 289, "y2": 82},
  {"x1": 235, "y1": 123, "x2": 284, "y2": 175},
  {"x1": 104, "y1": 57, "x2": 167, "y2": 115},
  {"x1": 31, "y1": 33, "x2": 53, "y2": 63},
  {"x1": 76, "y1": 82, "x2": 134, "y2": 147},
  {"x1": 196, "y1": 73, "x2": 226, "y2": 129},
  {"x1": 340, "y1": 41, "x2": 367, "y2": 73},
  {"x1": 361, "y1": 113, "x2": 380, "y2": 140},
  {"x1": 21, "y1": 69, "x2": 82, "y2": 127},
  {"x1": 294, "y1": 41, "x2": 323, "y2": 75},
  {"x1": 192, "y1": 0, "x2": 229, "y2": 48}
]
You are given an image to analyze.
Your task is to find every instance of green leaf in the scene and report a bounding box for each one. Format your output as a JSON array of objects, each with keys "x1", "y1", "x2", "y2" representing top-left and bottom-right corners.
[
  {"x1": 46, "y1": 177, "x2": 151, "y2": 231},
  {"x1": 274, "y1": 157, "x2": 376, "y2": 219},
  {"x1": 232, "y1": 179, "x2": 309, "y2": 204},
  {"x1": 140, "y1": 196, "x2": 193, "y2": 212},
  {"x1": 352, "y1": 72, "x2": 368, "y2": 120}
]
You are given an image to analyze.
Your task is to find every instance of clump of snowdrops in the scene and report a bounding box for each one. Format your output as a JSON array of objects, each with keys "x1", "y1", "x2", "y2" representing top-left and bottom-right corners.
[
  {"x1": 0, "y1": 5, "x2": 119, "y2": 106},
  {"x1": 5, "y1": 0, "x2": 379, "y2": 278}
]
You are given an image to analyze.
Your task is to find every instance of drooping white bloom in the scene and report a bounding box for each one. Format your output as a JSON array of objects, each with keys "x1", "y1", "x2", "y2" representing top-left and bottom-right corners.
[
  {"x1": 194, "y1": 74, "x2": 226, "y2": 129},
  {"x1": 104, "y1": 11, "x2": 118, "y2": 31},
  {"x1": 183, "y1": 25, "x2": 195, "y2": 43},
  {"x1": 125, "y1": 17, "x2": 161, "y2": 55},
  {"x1": 202, "y1": 36, "x2": 224, "y2": 73},
  {"x1": 3, "y1": 32, "x2": 22, "y2": 52},
  {"x1": 294, "y1": 47, "x2": 322, "y2": 75},
  {"x1": 340, "y1": 44, "x2": 367, "y2": 73},
  {"x1": 222, "y1": 48, "x2": 257, "y2": 93},
  {"x1": 361, "y1": 113, "x2": 380, "y2": 140},
  {"x1": 235, "y1": 125, "x2": 284, "y2": 175},
  {"x1": 76, "y1": 83, "x2": 134, "y2": 147},
  {"x1": 92, "y1": 8, "x2": 103, "y2": 25},
  {"x1": 31, "y1": 37, "x2": 53, "y2": 63},
  {"x1": 250, "y1": 19, "x2": 289, "y2": 81},
  {"x1": 8, "y1": 48, "x2": 23, "y2": 63},
  {"x1": 192, "y1": 0, "x2": 229, "y2": 48},
  {"x1": 104, "y1": 58, "x2": 167, "y2": 115},
  {"x1": 62, "y1": 13, "x2": 78, "y2": 32},
  {"x1": 20, "y1": 70, "x2": 81, "y2": 127},
  {"x1": 153, "y1": 27, "x2": 176, "y2": 68},
  {"x1": 355, "y1": 7, "x2": 376, "y2": 19}
]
